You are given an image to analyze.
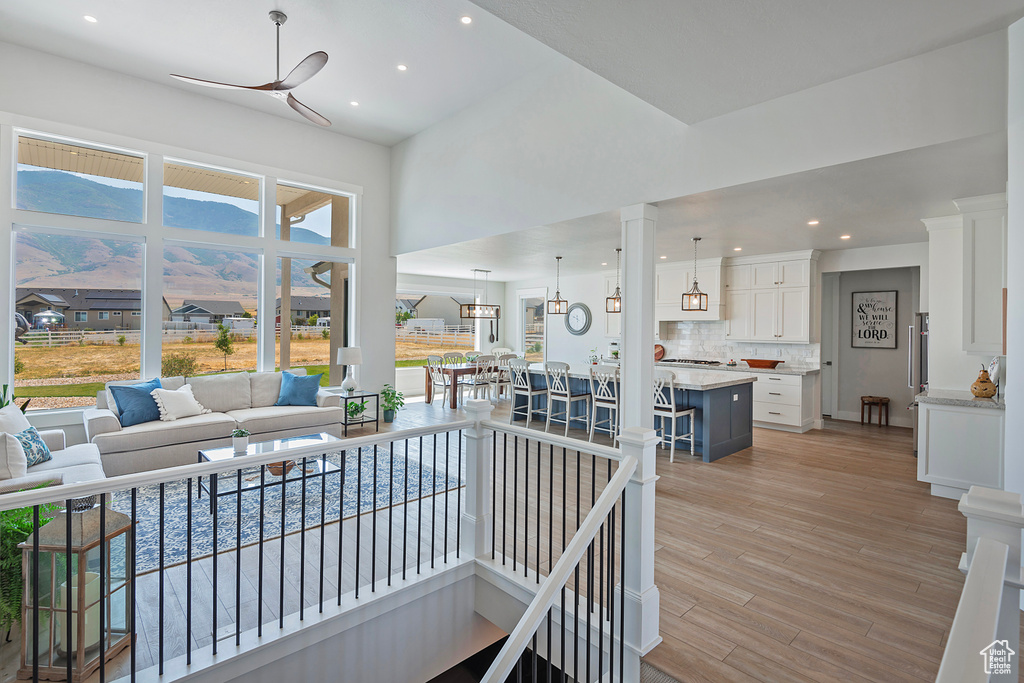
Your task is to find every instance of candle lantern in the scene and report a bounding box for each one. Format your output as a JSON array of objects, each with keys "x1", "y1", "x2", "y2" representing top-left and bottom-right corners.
[{"x1": 18, "y1": 505, "x2": 133, "y2": 682}]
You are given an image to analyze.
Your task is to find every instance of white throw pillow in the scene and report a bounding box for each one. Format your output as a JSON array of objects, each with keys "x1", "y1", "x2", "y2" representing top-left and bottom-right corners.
[
  {"x1": 0, "y1": 432, "x2": 28, "y2": 481},
  {"x1": 151, "y1": 385, "x2": 211, "y2": 421},
  {"x1": 0, "y1": 404, "x2": 32, "y2": 435}
]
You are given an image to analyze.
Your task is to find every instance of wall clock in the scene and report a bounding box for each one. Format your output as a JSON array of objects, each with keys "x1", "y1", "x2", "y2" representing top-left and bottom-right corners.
[{"x1": 565, "y1": 302, "x2": 592, "y2": 336}]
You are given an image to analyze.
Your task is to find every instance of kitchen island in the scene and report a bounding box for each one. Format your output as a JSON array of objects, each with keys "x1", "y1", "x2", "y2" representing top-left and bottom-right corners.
[{"x1": 517, "y1": 363, "x2": 756, "y2": 462}]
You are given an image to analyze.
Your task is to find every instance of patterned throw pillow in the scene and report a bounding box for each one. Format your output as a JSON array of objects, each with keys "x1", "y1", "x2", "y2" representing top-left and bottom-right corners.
[{"x1": 15, "y1": 426, "x2": 52, "y2": 467}]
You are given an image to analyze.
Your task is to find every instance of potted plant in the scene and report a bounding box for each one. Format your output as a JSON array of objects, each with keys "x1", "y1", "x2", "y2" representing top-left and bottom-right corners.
[
  {"x1": 0, "y1": 384, "x2": 29, "y2": 413},
  {"x1": 346, "y1": 400, "x2": 367, "y2": 423},
  {"x1": 380, "y1": 384, "x2": 405, "y2": 423},
  {"x1": 1, "y1": 500, "x2": 58, "y2": 634},
  {"x1": 588, "y1": 348, "x2": 599, "y2": 365},
  {"x1": 231, "y1": 428, "x2": 250, "y2": 453}
]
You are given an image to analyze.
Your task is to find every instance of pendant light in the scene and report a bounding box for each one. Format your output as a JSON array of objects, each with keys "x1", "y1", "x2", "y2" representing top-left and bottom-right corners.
[
  {"x1": 547, "y1": 256, "x2": 568, "y2": 315},
  {"x1": 460, "y1": 269, "x2": 500, "y2": 319},
  {"x1": 681, "y1": 237, "x2": 708, "y2": 312},
  {"x1": 606, "y1": 248, "x2": 622, "y2": 313}
]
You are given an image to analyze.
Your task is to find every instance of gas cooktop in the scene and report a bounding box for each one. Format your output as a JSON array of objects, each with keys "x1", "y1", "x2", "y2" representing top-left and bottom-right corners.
[{"x1": 660, "y1": 359, "x2": 722, "y2": 366}]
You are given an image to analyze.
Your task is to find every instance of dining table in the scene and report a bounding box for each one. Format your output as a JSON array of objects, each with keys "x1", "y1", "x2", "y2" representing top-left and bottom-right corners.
[{"x1": 424, "y1": 362, "x2": 484, "y2": 409}]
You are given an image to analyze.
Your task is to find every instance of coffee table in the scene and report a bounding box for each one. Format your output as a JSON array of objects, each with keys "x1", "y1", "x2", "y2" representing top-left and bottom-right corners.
[{"x1": 197, "y1": 432, "x2": 342, "y2": 514}]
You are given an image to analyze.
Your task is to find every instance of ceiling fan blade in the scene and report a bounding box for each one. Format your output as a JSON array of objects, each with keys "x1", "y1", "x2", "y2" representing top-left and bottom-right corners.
[
  {"x1": 171, "y1": 74, "x2": 276, "y2": 91},
  {"x1": 278, "y1": 51, "x2": 329, "y2": 90},
  {"x1": 286, "y1": 93, "x2": 331, "y2": 127}
]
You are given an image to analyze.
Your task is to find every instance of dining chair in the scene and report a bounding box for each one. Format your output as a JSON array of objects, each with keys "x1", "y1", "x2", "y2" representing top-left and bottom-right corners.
[
  {"x1": 442, "y1": 351, "x2": 465, "y2": 365},
  {"x1": 461, "y1": 354, "x2": 496, "y2": 402},
  {"x1": 544, "y1": 361, "x2": 591, "y2": 437},
  {"x1": 491, "y1": 347, "x2": 513, "y2": 357},
  {"x1": 493, "y1": 353, "x2": 518, "y2": 400},
  {"x1": 653, "y1": 369, "x2": 698, "y2": 461},
  {"x1": 588, "y1": 364, "x2": 620, "y2": 445},
  {"x1": 508, "y1": 358, "x2": 546, "y2": 427},
  {"x1": 426, "y1": 355, "x2": 451, "y2": 406}
]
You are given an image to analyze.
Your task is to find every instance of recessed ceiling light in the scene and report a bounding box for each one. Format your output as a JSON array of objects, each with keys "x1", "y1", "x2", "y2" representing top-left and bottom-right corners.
[
  {"x1": 349, "y1": 101, "x2": 359, "y2": 107},
  {"x1": 601, "y1": 262, "x2": 607, "y2": 266},
  {"x1": 733, "y1": 247, "x2": 742, "y2": 251},
  {"x1": 397, "y1": 64, "x2": 407, "y2": 71},
  {"x1": 840, "y1": 235, "x2": 851, "y2": 239},
  {"x1": 461, "y1": 16, "x2": 472, "y2": 24},
  {"x1": 660, "y1": 255, "x2": 667, "y2": 259},
  {"x1": 84, "y1": 15, "x2": 98, "y2": 23},
  {"x1": 807, "y1": 220, "x2": 819, "y2": 226}
]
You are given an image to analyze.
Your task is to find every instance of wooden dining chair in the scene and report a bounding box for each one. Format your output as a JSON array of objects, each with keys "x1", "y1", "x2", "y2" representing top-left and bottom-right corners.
[
  {"x1": 442, "y1": 352, "x2": 465, "y2": 365},
  {"x1": 493, "y1": 353, "x2": 518, "y2": 400},
  {"x1": 425, "y1": 355, "x2": 451, "y2": 406},
  {"x1": 544, "y1": 361, "x2": 591, "y2": 437},
  {"x1": 461, "y1": 354, "x2": 496, "y2": 402}
]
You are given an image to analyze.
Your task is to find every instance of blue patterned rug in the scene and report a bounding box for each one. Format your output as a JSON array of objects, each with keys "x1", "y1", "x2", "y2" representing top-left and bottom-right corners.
[{"x1": 109, "y1": 446, "x2": 462, "y2": 573}]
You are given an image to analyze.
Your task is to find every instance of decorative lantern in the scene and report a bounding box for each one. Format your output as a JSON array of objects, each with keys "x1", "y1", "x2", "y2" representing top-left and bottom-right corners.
[
  {"x1": 19, "y1": 505, "x2": 133, "y2": 682},
  {"x1": 547, "y1": 256, "x2": 568, "y2": 315},
  {"x1": 459, "y1": 269, "x2": 501, "y2": 320},
  {"x1": 681, "y1": 237, "x2": 709, "y2": 312},
  {"x1": 606, "y1": 248, "x2": 622, "y2": 313}
]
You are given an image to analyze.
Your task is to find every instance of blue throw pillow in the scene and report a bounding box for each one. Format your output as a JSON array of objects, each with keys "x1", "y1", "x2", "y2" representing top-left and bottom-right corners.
[
  {"x1": 276, "y1": 372, "x2": 323, "y2": 407},
  {"x1": 16, "y1": 426, "x2": 52, "y2": 467},
  {"x1": 109, "y1": 378, "x2": 163, "y2": 427}
]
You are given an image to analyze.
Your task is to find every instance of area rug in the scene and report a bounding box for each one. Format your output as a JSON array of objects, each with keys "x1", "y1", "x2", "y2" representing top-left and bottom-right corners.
[{"x1": 109, "y1": 446, "x2": 462, "y2": 573}]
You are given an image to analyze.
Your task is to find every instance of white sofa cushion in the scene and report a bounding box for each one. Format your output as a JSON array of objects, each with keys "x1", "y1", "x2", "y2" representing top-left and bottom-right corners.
[
  {"x1": 226, "y1": 405, "x2": 345, "y2": 436},
  {"x1": 186, "y1": 373, "x2": 252, "y2": 414},
  {"x1": 93, "y1": 412, "x2": 236, "y2": 455},
  {"x1": 0, "y1": 432, "x2": 27, "y2": 480},
  {"x1": 250, "y1": 372, "x2": 283, "y2": 408},
  {"x1": 29, "y1": 444, "x2": 105, "y2": 485},
  {"x1": 152, "y1": 385, "x2": 211, "y2": 421},
  {"x1": 105, "y1": 376, "x2": 184, "y2": 418},
  {"x1": 0, "y1": 404, "x2": 32, "y2": 434}
]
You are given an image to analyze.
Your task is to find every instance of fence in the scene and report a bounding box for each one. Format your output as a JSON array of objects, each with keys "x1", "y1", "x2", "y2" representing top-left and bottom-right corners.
[
  {"x1": 396, "y1": 325, "x2": 474, "y2": 347},
  {"x1": 18, "y1": 326, "x2": 329, "y2": 348}
]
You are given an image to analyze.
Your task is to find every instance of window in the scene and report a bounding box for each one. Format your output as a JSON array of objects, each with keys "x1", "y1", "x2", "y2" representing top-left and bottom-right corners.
[
  {"x1": 276, "y1": 257, "x2": 349, "y2": 381},
  {"x1": 113, "y1": 311, "x2": 121, "y2": 316},
  {"x1": 14, "y1": 230, "x2": 143, "y2": 409},
  {"x1": 163, "y1": 161, "x2": 260, "y2": 236},
  {"x1": 395, "y1": 292, "x2": 473, "y2": 367},
  {"x1": 98, "y1": 311, "x2": 110, "y2": 320},
  {"x1": 132, "y1": 311, "x2": 141, "y2": 316},
  {"x1": 276, "y1": 184, "x2": 351, "y2": 247},
  {"x1": 519, "y1": 292, "x2": 546, "y2": 361}
]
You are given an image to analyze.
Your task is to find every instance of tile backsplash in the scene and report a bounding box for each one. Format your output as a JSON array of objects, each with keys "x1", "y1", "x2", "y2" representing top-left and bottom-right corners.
[{"x1": 659, "y1": 321, "x2": 820, "y2": 364}]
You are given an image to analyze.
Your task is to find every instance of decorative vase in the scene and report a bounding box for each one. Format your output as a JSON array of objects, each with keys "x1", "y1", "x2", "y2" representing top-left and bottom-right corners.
[
  {"x1": 383, "y1": 409, "x2": 396, "y2": 423},
  {"x1": 232, "y1": 436, "x2": 249, "y2": 453},
  {"x1": 971, "y1": 369, "x2": 997, "y2": 398}
]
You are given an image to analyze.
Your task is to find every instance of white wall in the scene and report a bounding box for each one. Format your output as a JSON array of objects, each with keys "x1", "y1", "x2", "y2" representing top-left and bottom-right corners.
[
  {"x1": 0, "y1": 40, "x2": 394, "y2": 397},
  {"x1": 819, "y1": 243, "x2": 930, "y2": 310},
  {"x1": 833, "y1": 268, "x2": 918, "y2": 427},
  {"x1": 1005, "y1": 18, "x2": 1024, "y2": 503},
  {"x1": 391, "y1": 31, "x2": 1007, "y2": 255}
]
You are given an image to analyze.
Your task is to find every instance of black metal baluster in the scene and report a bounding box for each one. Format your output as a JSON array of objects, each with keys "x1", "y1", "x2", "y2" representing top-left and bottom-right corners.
[
  {"x1": 99, "y1": 498, "x2": 106, "y2": 683},
  {"x1": 31, "y1": 505, "x2": 38, "y2": 683},
  {"x1": 524, "y1": 437, "x2": 529, "y2": 578},
  {"x1": 599, "y1": 519, "x2": 605, "y2": 680},
  {"x1": 586, "y1": 539, "x2": 592, "y2": 682},
  {"x1": 513, "y1": 436, "x2": 519, "y2": 571},
  {"x1": 560, "y1": 446, "x2": 567, "y2": 683},
  {"x1": 301, "y1": 456, "x2": 309, "y2": 618},
  {"x1": 258, "y1": 467, "x2": 264, "y2": 636},
  {"x1": 502, "y1": 433, "x2": 508, "y2": 565},
  {"x1": 609, "y1": 500, "x2": 615, "y2": 682},
  {"x1": 132, "y1": 488, "x2": 139, "y2": 681},
  {"x1": 574, "y1": 450, "x2": 580, "y2": 683},
  {"x1": 456, "y1": 429, "x2": 463, "y2": 558},
  {"x1": 235, "y1": 469, "x2": 242, "y2": 645},
  {"x1": 186, "y1": 481, "x2": 192, "y2": 663},
  {"x1": 159, "y1": 483, "x2": 165, "y2": 673},
  {"x1": 279, "y1": 472, "x2": 285, "y2": 629},
  {"x1": 531, "y1": 632, "x2": 538, "y2": 682},
  {"x1": 536, "y1": 440, "x2": 541, "y2": 583},
  {"x1": 431, "y1": 433, "x2": 437, "y2": 569},
  {"x1": 65, "y1": 498, "x2": 73, "y2": 683},
  {"x1": 546, "y1": 608, "x2": 553, "y2": 683},
  {"x1": 338, "y1": 449, "x2": 346, "y2": 605},
  {"x1": 356, "y1": 447, "x2": 362, "y2": 596},
  {"x1": 444, "y1": 431, "x2": 449, "y2": 562},
  {"x1": 620, "y1": 490, "x2": 626, "y2": 682},
  {"x1": 320, "y1": 452, "x2": 327, "y2": 609},
  {"x1": 491, "y1": 431, "x2": 497, "y2": 561},
  {"x1": 372, "y1": 445, "x2": 378, "y2": 591},
  {"x1": 417, "y1": 436, "x2": 423, "y2": 575},
  {"x1": 388, "y1": 442, "x2": 394, "y2": 585},
  {"x1": 548, "y1": 444, "x2": 553, "y2": 577},
  {"x1": 403, "y1": 441, "x2": 408, "y2": 580}
]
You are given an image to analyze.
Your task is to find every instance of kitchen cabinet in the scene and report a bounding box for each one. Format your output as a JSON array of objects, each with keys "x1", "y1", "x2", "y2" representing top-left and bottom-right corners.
[
  {"x1": 750, "y1": 289, "x2": 778, "y2": 341},
  {"x1": 752, "y1": 373, "x2": 816, "y2": 433},
  {"x1": 777, "y1": 287, "x2": 809, "y2": 341},
  {"x1": 918, "y1": 393, "x2": 1004, "y2": 499},
  {"x1": 725, "y1": 264, "x2": 750, "y2": 290},
  {"x1": 750, "y1": 263, "x2": 779, "y2": 289},
  {"x1": 721, "y1": 251, "x2": 817, "y2": 343},
  {"x1": 654, "y1": 259, "x2": 724, "y2": 323},
  {"x1": 957, "y1": 194, "x2": 1007, "y2": 355},
  {"x1": 724, "y1": 290, "x2": 750, "y2": 340}
]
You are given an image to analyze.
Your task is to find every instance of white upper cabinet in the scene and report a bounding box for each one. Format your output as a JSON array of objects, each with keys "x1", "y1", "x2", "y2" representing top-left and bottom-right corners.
[
  {"x1": 654, "y1": 259, "x2": 724, "y2": 322},
  {"x1": 725, "y1": 290, "x2": 751, "y2": 340},
  {"x1": 750, "y1": 289, "x2": 778, "y2": 340},
  {"x1": 957, "y1": 194, "x2": 1007, "y2": 355},
  {"x1": 777, "y1": 287, "x2": 810, "y2": 342},
  {"x1": 778, "y1": 260, "x2": 810, "y2": 287},
  {"x1": 655, "y1": 264, "x2": 689, "y2": 305},
  {"x1": 724, "y1": 264, "x2": 750, "y2": 290},
  {"x1": 721, "y1": 251, "x2": 818, "y2": 344},
  {"x1": 750, "y1": 262, "x2": 779, "y2": 289}
]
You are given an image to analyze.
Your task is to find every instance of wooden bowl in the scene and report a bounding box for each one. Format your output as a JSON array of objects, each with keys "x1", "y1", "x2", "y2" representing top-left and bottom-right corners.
[
  {"x1": 741, "y1": 358, "x2": 785, "y2": 369},
  {"x1": 654, "y1": 344, "x2": 666, "y2": 361},
  {"x1": 268, "y1": 460, "x2": 296, "y2": 477}
]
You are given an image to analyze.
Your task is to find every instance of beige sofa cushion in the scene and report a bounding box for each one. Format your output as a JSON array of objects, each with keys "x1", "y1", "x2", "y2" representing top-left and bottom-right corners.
[
  {"x1": 0, "y1": 404, "x2": 32, "y2": 434},
  {"x1": 226, "y1": 406, "x2": 345, "y2": 436},
  {"x1": 93, "y1": 412, "x2": 236, "y2": 455},
  {"x1": 0, "y1": 432, "x2": 27, "y2": 480},
  {"x1": 186, "y1": 373, "x2": 251, "y2": 413},
  {"x1": 250, "y1": 372, "x2": 283, "y2": 408},
  {"x1": 105, "y1": 376, "x2": 184, "y2": 417},
  {"x1": 30, "y1": 444, "x2": 105, "y2": 485}
]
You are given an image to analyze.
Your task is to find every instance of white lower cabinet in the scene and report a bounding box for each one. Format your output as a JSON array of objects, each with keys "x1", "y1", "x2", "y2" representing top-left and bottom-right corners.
[
  {"x1": 752, "y1": 374, "x2": 815, "y2": 433},
  {"x1": 918, "y1": 401, "x2": 1005, "y2": 499}
]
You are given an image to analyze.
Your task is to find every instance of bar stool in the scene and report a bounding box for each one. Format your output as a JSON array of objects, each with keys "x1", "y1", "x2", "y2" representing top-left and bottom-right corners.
[
  {"x1": 860, "y1": 395, "x2": 890, "y2": 426},
  {"x1": 654, "y1": 369, "x2": 698, "y2": 462},
  {"x1": 508, "y1": 358, "x2": 546, "y2": 427},
  {"x1": 544, "y1": 361, "x2": 591, "y2": 436},
  {"x1": 588, "y1": 364, "x2": 620, "y2": 445}
]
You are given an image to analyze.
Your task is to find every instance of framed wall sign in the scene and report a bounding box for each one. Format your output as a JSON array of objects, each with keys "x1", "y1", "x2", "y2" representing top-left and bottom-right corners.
[{"x1": 852, "y1": 291, "x2": 897, "y2": 349}]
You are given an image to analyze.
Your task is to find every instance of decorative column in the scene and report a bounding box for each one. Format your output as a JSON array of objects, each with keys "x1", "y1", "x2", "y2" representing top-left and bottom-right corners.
[
  {"x1": 619, "y1": 203, "x2": 657, "y2": 429},
  {"x1": 461, "y1": 399, "x2": 494, "y2": 559},
  {"x1": 140, "y1": 156, "x2": 165, "y2": 379}
]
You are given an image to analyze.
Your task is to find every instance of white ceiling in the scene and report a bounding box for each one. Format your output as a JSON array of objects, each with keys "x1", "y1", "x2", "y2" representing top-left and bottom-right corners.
[
  {"x1": 470, "y1": 0, "x2": 1024, "y2": 124},
  {"x1": 396, "y1": 133, "x2": 1007, "y2": 281},
  {"x1": 0, "y1": 0, "x2": 558, "y2": 145}
]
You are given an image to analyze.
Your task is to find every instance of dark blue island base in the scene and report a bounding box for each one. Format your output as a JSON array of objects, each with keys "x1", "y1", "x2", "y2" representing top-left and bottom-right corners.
[{"x1": 512, "y1": 371, "x2": 754, "y2": 463}]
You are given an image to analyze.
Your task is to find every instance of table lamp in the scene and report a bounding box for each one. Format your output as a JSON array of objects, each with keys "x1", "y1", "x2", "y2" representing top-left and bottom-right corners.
[{"x1": 337, "y1": 346, "x2": 362, "y2": 393}]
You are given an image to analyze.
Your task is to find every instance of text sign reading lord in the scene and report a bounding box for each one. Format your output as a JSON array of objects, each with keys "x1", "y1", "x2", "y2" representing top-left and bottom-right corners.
[{"x1": 852, "y1": 291, "x2": 897, "y2": 349}]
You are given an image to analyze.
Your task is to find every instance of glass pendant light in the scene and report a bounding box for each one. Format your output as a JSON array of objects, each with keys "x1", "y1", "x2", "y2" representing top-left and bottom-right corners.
[
  {"x1": 606, "y1": 248, "x2": 622, "y2": 313},
  {"x1": 681, "y1": 237, "x2": 709, "y2": 312},
  {"x1": 547, "y1": 256, "x2": 568, "y2": 315},
  {"x1": 460, "y1": 268, "x2": 500, "y2": 319}
]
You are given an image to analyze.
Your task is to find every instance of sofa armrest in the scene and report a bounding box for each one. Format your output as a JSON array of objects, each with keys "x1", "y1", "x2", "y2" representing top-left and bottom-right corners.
[
  {"x1": 39, "y1": 429, "x2": 66, "y2": 452},
  {"x1": 316, "y1": 389, "x2": 341, "y2": 408},
  {"x1": 83, "y1": 408, "x2": 121, "y2": 442},
  {"x1": 0, "y1": 471, "x2": 64, "y2": 496}
]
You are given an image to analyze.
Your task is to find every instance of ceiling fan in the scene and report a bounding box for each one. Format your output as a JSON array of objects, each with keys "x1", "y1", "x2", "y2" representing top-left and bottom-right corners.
[{"x1": 171, "y1": 10, "x2": 331, "y2": 127}]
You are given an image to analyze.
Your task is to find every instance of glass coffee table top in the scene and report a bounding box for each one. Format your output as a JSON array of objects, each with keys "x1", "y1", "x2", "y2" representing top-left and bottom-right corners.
[{"x1": 199, "y1": 432, "x2": 341, "y2": 463}]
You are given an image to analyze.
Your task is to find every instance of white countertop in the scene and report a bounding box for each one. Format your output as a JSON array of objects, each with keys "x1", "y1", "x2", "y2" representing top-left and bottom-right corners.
[
  {"x1": 655, "y1": 361, "x2": 820, "y2": 376},
  {"x1": 529, "y1": 362, "x2": 757, "y2": 391},
  {"x1": 916, "y1": 389, "x2": 1005, "y2": 410}
]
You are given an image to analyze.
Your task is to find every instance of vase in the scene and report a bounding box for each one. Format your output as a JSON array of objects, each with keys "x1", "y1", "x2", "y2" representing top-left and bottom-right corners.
[
  {"x1": 383, "y1": 409, "x2": 395, "y2": 423},
  {"x1": 971, "y1": 369, "x2": 997, "y2": 398},
  {"x1": 232, "y1": 436, "x2": 249, "y2": 453}
]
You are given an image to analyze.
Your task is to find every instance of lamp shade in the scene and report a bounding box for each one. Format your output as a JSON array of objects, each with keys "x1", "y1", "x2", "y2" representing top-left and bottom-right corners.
[{"x1": 336, "y1": 347, "x2": 362, "y2": 366}]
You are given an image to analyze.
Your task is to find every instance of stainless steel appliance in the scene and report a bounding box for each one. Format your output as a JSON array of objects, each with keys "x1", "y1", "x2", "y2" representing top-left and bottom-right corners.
[{"x1": 908, "y1": 312, "x2": 929, "y2": 456}]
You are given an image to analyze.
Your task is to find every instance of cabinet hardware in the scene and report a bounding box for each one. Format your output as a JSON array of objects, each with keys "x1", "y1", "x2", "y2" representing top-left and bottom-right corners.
[
  {"x1": 769, "y1": 392, "x2": 781, "y2": 395},
  {"x1": 769, "y1": 411, "x2": 782, "y2": 415},
  {"x1": 769, "y1": 377, "x2": 781, "y2": 381}
]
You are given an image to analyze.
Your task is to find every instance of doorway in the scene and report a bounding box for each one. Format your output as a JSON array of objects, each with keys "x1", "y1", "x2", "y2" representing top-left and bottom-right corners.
[
  {"x1": 517, "y1": 288, "x2": 547, "y2": 361},
  {"x1": 820, "y1": 272, "x2": 840, "y2": 417}
]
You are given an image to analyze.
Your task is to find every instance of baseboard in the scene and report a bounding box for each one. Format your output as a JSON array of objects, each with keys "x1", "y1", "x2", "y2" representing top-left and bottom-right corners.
[{"x1": 834, "y1": 410, "x2": 912, "y2": 429}]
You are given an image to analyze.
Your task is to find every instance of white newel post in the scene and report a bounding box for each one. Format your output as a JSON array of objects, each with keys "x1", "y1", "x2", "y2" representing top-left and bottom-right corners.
[
  {"x1": 462, "y1": 399, "x2": 494, "y2": 559},
  {"x1": 619, "y1": 203, "x2": 657, "y2": 428},
  {"x1": 957, "y1": 487, "x2": 1024, "y2": 681}
]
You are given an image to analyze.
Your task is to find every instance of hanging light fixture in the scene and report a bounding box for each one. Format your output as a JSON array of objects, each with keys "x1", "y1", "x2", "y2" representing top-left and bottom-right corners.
[
  {"x1": 606, "y1": 248, "x2": 622, "y2": 313},
  {"x1": 460, "y1": 269, "x2": 500, "y2": 319},
  {"x1": 682, "y1": 237, "x2": 709, "y2": 312},
  {"x1": 547, "y1": 256, "x2": 568, "y2": 315}
]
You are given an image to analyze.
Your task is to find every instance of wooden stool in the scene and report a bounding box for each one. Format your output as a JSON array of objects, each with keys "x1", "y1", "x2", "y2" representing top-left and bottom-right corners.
[{"x1": 860, "y1": 396, "x2": 890, "y2": 426}]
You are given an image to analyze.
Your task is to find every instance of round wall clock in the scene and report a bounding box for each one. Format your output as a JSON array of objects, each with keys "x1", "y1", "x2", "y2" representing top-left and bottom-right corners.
[{"x1": 565, "y1": 302, "x2": 592, "y2": 336}]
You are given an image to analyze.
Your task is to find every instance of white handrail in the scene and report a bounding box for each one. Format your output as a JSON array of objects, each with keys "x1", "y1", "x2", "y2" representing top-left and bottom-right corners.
[
  {"x1": 0, "y1": 419, "x2": 473, "y2": 511},
  {"x1": 483, "y1": 420, "x2": 623, "y2": 463},
  {"x1": 481, "y1": 454, "x2": 637, "y2": 682},
  {"x1": 936, "y1": 536, "x2": 1009, "y2": 683}
]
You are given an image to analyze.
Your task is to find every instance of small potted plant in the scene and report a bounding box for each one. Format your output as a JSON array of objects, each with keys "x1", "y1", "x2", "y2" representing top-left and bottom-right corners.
[
  {"x1": 346, "y1": 400, "x2": 368, "y2": 423},
  {"x1": 611, "y1": 350, "x2": 619, "y2": 360},
  {"x1": 231, "y1": 428, "x2": 250, "y2": 453},
  {"x1": 380, "y1": 384, "x2": 405, "y2": 423},
  {"x1": 588, "y1": 348, "x2": 599, "y2": 365}
]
